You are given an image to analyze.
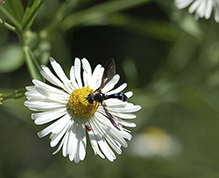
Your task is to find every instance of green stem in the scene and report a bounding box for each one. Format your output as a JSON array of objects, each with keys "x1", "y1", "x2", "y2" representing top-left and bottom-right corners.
[
  {"x1": 2, "y1": 88, "x2": 26, "y2": 100},
  {"x1": 29, "y1": 49, "x2": 42, "y2": 72},
  {"x1": 0, "y1": 6, "x2": 21, "y2": 30},
  {"x1": 0, "y1": 17, "x2": 18, "y2": 33},
  {"x1": 23, "y1": 45, "x2": 41, "y2": 80},
  {"x1": 17, "y1": 32, "x2": 41, "y2": 80},
  {"x1": 0, "y1": 3, "x2": 42, "y2": 80}
]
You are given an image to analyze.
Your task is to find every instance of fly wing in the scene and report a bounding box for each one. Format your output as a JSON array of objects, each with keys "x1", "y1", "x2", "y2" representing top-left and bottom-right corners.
[
  {"x1": 98, "y1": 58, "x2": 116, "y2": 91},
  {"x1": 101, "y1": 101, "x2": 121, "y2": 130}
]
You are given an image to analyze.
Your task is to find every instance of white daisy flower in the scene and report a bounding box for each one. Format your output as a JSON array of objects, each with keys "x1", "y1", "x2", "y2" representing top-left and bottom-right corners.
[
  {"x1": 175, "y1": 0, "x2": 219, "y2": 22},
  {"x1": 24, "y1": 57, "x2": 141, "y2": 163}
]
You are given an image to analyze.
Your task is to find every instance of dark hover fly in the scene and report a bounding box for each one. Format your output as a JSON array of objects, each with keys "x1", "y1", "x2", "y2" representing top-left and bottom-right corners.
[{"x1": 86, "y1": 59, "x2": 128, "y2": 130}]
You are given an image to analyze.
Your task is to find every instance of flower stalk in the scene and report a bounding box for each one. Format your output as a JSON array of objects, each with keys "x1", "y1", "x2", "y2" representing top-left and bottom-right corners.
[
  {"x1": 1, "y1": 88, "x2": 26, "y2": 102},
  {"x1": 0, "y1": 18, "x2": 18, "y2": 33}
]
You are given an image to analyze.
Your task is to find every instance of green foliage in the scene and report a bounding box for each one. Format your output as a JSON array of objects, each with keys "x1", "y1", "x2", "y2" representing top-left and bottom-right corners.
[
  {"x1": 1, "y1": 0, "x2": 219, "y2": 178},
  {"x1": 61, "y1": 0, "x2": 150, "y2": 30},
  {"x1": 0, "y1": 43, "x2": 24, "y2": 72},
  {"x1": 5, "y1": 0, "x2": 24, "y2": 22},
  {"x1": 22, "y1": 0, "x2": 43, "y2": 32}
]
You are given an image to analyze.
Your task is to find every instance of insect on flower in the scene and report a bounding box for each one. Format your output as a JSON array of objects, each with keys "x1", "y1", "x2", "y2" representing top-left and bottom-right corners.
[
  {"x1": 86, "y1": 59, "x2": 128, "y2": 130},
  {"x1": 25, "y1": 57, "x2": 141, "y2": 162}
]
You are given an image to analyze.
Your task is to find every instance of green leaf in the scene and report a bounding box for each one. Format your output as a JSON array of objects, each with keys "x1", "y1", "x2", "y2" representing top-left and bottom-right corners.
[
  {"x1": 5, "y1": 0, "x2": 24, "y2": 21},
  {"x1": 0, "y1": 43, "x2": 24, "y2": 73},
  {"x1": 0, "y1": 5, "x2": 21, "y2": 29},
  {"x1": 61, "y1": 0, "x2": 151, "y2": 30},
  {"x1": 22, "y1": 0, "x2": 45, "y2": 32}
]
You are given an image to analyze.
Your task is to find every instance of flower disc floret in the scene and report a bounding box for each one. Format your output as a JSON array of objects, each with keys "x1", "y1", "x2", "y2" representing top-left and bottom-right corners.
[{"x1": 68, "y1": 87, "x2": 99, "y2": 118}]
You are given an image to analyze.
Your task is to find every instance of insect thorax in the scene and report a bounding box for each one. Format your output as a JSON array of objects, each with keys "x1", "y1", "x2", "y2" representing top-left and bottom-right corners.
[{"x1": 93, "y1": 92, "x2": 105, "y2": 102}]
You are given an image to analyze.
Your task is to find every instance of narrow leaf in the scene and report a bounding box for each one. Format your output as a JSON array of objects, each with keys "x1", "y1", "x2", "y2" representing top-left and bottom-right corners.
[
  {"x1": 5, "y1": 0, "x2": 24, "y2": 21},
  {"x1": 0, "y1": 5, "x2": 21, "y2": 29},
  {"x1": 22, "y1": 0, "x2": 45, "y2": 32},
  {"x1": 61, "y1": 0, "x2": 151, "y2": 30}
]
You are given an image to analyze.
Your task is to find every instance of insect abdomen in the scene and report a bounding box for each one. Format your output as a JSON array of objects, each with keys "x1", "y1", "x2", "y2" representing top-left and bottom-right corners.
[{"x1": 105, "y1": 92, "x2": 128, "y2": 101}]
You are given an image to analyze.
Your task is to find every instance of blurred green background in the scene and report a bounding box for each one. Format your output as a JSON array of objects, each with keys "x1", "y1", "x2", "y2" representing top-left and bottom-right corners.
[{"x1": 1, "y1": 0, "x2": 219, "y2": 177}]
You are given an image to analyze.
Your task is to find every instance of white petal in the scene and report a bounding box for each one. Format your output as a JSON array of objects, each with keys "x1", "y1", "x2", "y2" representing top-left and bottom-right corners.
[
  {"x1": 69, "y1": 121, "x2": 78, "y2": 161},
  {"x1": 103, "y1": 100, "x2": 140, "y2": 113},
  {"x1": 106, "y1": 83, "x2": 127, "y2": 95},
  {"x1": 73, "y1": 122, "x2": 82, "y2": 163},
  {"x1": 196, "y1": 0, "x2": 206, "y2": 18},
  {"x1": 215, "y1": 12, "x2": 219, "y2": 22},
  {"x1": 82, "y1": 58, "x2": 92, "y2": 86},
  {"x1": 25, "y1": 86, "x2": 45, "y2": 100},
  {"x1": 87, "y1": 126, "x2": 105, "y2": 158},
  {"x1": 97, "y1": 104, "x2": 136, "y2": 119},
  {"x1": 37, "y1": 114, "x2": 71, "y2": 138},
  {"x1": 94, "y1": 111, "x2": 131, "y2": 144},
  {"x1": 67, "y1": 126, "x2": 76, "y2": 160},
  {"x1": 189, "y1": 0, "x2": 200, "y2": 13},
  {"x1": 175, "y1": 0, "x2": 193, "y2": 9},
  {"x1": 111, "y1": 112, "x2": 137, "y2": 119},
  {"x1": 50, "y1": 57, "x2": 72, "y2": 94},
  {"x1": 104, "y1": 99, "x2": 127, "y2": 107},
  {"x1": 98, "y1": 139, "x2": 116, "y2": 162},
  {"x1": 83, "y1": 72, "x2": 88, "y2": 87},
  {"x1": 89, "y1": 64, "x2": 103, "y2": 90},
  {"x1": 53, "y1": 134, "x2": 65, "y2": 155},
  {"x1": 33, "y1": 79, "x2": 70, "y2": 103},
  {"x1": 82, "y1": 58, "x2": 92, "y2": 73},
  {"x1": 214, "y1": 1, "x2": 219, "y2": 22},
  {"x1": 24, "y1": 100, "x2": 66, "y2": 111},
  {"x1": 79, "y1": 124, "x2": 87, "y2": 160},
  {"x1": 33, "y1": 79, "x2": 67, "y2": 96},
  {"x1": 32, "y1": 108, "x2": 67, "y2": 125},
  {"x1": 35, "y1": 86, "x2": 69, "y2": 103},
  {"x1": 50, "y1": 120, "x2": 72, "y2": 147},
  {"x1": 62, "y1": 128, "x2": 70, "y2": 157},
  {"x1": 205, "y1": 0, "x2": 213, "y2": 19},
  {"x1": 119, "y1": 120, "x2": 136, "y2": 127},
  {"x1": 74, "y1": 58, "x2": 83, "y2": 88},
  {"x1": 69, "y1": 66, "x2": 79, "y2": 89},
  {"x1": 125, "y1": 91, "x2": 133, "y2": 98},
  {"x1": 102, "y1": 74, "x2": 120, "y2": 93},
  {"x1": 105, "y1": 135, "x2": 122, "y2": 155},
  {"x1": 115, "y1": 104, "x2": 141, "y2": 113},
  {"x1": 90, "y1": 119, "x2": 116, "y2": 161},
  {"x1": 40, "y1": 65, "x2": 66, "y2": 91},
  {"x1": 76, "y1": 120, "x2": 87, "y2": 162}
]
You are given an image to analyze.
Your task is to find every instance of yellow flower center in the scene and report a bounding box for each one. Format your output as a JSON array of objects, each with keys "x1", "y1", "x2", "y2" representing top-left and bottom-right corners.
[{"x1": 68, "y1": 87, "x2": 99, "y2": 118}]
